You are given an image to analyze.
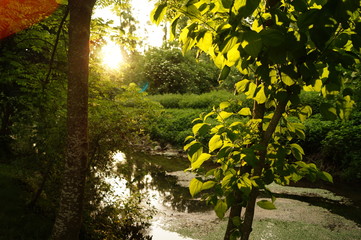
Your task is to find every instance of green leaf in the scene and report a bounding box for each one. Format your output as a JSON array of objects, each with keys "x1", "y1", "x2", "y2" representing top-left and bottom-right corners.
[
  {"x1": 214, "y1": 199, "x2": 228, "y2": 218},
  {"x1": 221, "y1": 0, "x2": 233, "y2": 9},
  {"x1": 189, "y1": 178, "x2": 203, "y2": 197},
  {"x1": 232, "y1": 216, "x2": 242, "y2": 227},
  {"x1": 226, "y1": 45, "x2": 241, "y2": 65},
  {"x1": 218, "y1": 65, "x2": 231, "y2": 81},
  {"x1": 150, "y1": 3, "x2": 167, "y2": 25},
  {"x1": 202, "y1": 181, "x2": 216, "y2": 190},
  {"x1": 320, "y1": 103, "x2": 338, "y2": 120},
  {"x1": 192, "y1": 123, "x2": 209, "y2": 135},
  {"x1": 170, "y1": 14, "x2": 181, "y2": 41},
  {"x1": 209, "y1": 135, "x2": 223, "y2": 152},
  {"x1": 242, "y1": 31, "x2": 262, "y2": 57},
  {"x1": 236, "y1": 0, "x2": 260, "y2": 18},
  {"x1": 260, "y1": 29, "x2": 285, "y2": 47},
  {"x1": 290, "y1": 143, "x2": 304, "y2": 161},
  {"x1": 298, "y1": 105, "x2": 312, "y2": 122},
  {"x1": 257, "y1": 200, "x2": 276, "y2": 210},
  {"x1": 221, "y1": 36, "x2": 238, "y2": 54},
  {"x1": 221, "y1": 173, "x2": 234, "y2": 187},
  {"x1": 291, "y1": 0, "x2": 307, "y2": 11},
  {"x1": 297, "y1": 9, "x2": 319, "y2": 31},
  {"x1": 192, "y1": 153, "x2": 211, "y2": 169},
  {"x1": 319, "y1": 171, "x2": 333, "y2": 183}
]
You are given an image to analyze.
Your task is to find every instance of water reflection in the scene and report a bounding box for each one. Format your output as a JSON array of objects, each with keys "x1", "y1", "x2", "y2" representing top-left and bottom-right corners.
[
  {"x1": 112, "y1": 150, "x2": 211, "y2": 213},
  {"x1": 102, "y1": 150, "x2": 211, "y2": 239}
]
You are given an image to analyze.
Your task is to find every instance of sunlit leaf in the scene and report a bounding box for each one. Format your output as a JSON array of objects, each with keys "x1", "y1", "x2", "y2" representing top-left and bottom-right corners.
[
  {"x1": 214, "y1": 199, "x2": 228, "y2": 218},
  {"x1": 254, "y1": 84, "x2": 267, "y2": 104},
  {"x1": 209, "y1": 134, "x2": 223, "y2": 152},
  {"x1": 189, "y1": 178, "x2": 203, "y2": 197},
  {"x1": 238, "y1": 107, "x2": 252, "y2": 116},
  {"x1": 202, "y1": 180, "x2": 216, "y2": 190},
  {"x1": 217, "y1": 111, "x2": 233, "y2": 121},
  {"x1": 220, "y1": 101, "x2": 231, "y2": 110},
  {"x1": 257, "y1": 200, "x2": 276, "y2": 210},
  {"x1": 235, "y1": 79, "x2": 250, "y2": 93},
  {"x1": 245, "y1": 82, "x2": 257, "y2": 99},
  {"x1": 192, "y1": 123, "x2": 209, "y2": 135},
  {"x1": 281, "y1": 74, "x2": 295, "y2": 86},
  {"x1": 298, "y1": 105, "x2": 312, "y2": 122},
  {"x1": 198, "y1": 31, "x2": 213, "y2": 52},
  {"x1": 192, "y1": 153, "x2": 211, "y2": 169},
  {"x1": 150, "y1": 3, "x2": 167, "y2": 25}
]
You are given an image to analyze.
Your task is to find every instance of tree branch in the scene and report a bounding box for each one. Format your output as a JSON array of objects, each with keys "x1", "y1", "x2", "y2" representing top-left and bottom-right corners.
[{"x1": 43, "y1": 6, "x2": 69, "y2": 87}]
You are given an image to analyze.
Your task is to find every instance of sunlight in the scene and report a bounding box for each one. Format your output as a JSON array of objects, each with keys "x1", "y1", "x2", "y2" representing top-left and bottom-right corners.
[{"x1": 100, "y1": 41, "x2": 124, "y2": 69}]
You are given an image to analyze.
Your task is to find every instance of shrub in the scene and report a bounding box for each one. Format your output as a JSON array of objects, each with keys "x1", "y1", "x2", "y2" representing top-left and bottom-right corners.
[
  {"x1": 148, "y1": 90, "x2": 252, "y2": 110},
  {"x1": 149, "y1": 108, "x2": 202, "y2": 147},
  {"x1": 299, "y1": 91, "x2": 325, "y2": 114},
  {"x1": 321, "y1": 123, "x2": 361, "y2": 182}
]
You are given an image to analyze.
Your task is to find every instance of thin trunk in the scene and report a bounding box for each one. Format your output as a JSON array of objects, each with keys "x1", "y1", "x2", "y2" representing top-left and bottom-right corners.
[
  {"x1": 51, "y1": 0, "x2": 96, "y2": 239},
  {"x1": 224, "y1": 95, "x2": 265, "y2": 240},
  {"x1": 241, "y1": 98, "x2": 288, "y2": 240},
  {"x1": 224, "y1": 190, "x2": 243, "y2": 240}
]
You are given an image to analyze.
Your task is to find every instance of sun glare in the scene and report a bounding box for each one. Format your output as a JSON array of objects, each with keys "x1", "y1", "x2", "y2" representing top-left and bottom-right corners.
[{"x1": 101, "y1": 41, "x2": 124, "y2": 69}]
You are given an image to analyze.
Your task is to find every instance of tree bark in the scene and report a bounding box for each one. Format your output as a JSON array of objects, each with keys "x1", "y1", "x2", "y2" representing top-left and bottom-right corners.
[{"x1": 51, "y1": 0, "x2": 96, "y2": 239}]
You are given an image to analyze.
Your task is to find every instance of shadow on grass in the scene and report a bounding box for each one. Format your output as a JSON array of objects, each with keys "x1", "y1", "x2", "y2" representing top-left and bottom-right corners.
[
  {"x1": 265, "y1": 191, "x2": 361, "y2": 226},
  {"x1": 0, "y1": 170, "x2": 53, "y2": 239}
]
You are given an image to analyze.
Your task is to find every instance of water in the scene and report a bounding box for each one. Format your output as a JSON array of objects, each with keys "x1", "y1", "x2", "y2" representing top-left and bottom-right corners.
[{"x1": 103, "y1": 150, "x2": 211, "y2": 240}]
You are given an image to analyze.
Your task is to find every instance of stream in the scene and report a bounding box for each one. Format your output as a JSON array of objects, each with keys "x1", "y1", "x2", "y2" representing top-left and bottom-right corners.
[
  {"x1": 102, "y1": 150, "x2": 209, "y2": 240},
  {"x1": 100, "y1": 150, "x2": 361, "y2": 240}
]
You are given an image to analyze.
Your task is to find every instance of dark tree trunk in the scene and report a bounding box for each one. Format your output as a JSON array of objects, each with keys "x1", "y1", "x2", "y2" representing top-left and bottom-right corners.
[
  {"x1": 224, "y1": 190, "x2": 243, "y2": 240},
  {"x1": 51, "y1": 0, "x2": 96, "y2": 239}
]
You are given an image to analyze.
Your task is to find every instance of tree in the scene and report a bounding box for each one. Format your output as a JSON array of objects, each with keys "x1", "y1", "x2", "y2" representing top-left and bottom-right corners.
[
  {"x1": 152, "y1": 0, "x2": 360, "y2": 239},
  {"x1": 51, "y1": 0, "x2": 96, "y2": 239}
]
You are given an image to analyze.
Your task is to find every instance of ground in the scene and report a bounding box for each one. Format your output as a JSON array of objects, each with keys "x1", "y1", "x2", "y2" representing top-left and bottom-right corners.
[{"x1": 156, "y1": 171, "x2": 361, "y2": 240}]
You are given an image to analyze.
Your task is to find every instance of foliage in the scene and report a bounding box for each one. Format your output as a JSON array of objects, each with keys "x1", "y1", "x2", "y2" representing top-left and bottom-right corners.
[
  {"x1": 81, "y1": 192, "x2": 153, "y2": 240},
  {"x1": 149, "y1": 108, "x2": 201, "y2": 147},
  {"x1": 152, "y1": 0, "x2": 360, "y2": 239},
  {"x1": 148, "y1": 90, "x2": 250, "y2": 109},
  {"x1": 321, "y1": 120, "x2": 361, "y2": 181},
  {"x1": 121, "y1": 45, "x2": 223, "y2": 94}
]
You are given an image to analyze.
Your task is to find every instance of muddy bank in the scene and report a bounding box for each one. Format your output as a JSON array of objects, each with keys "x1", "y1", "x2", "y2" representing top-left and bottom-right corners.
[{"x1": 157, "y1": 171, "x2": 361, "y2": 240}]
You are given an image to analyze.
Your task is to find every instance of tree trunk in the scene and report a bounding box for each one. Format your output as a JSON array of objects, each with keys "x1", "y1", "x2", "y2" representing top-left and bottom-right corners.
[
  {"x1": 241, "y1": 98, "x2": 288, "y2": 240},
  {"x1": 224, "y1": 190, "x2": 243, "y2": 240},
  {"x1": 51, "y1": 0, "x2": 96, "y2": 239}
]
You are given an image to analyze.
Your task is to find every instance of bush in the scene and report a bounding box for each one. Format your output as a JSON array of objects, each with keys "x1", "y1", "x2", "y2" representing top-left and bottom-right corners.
[
  {"x1": 301, "y1": 109, "x2": 361, "y2": 182},
  {"x1": 321, "y1": 123, "x2": 361, "y2": 182},
  {"x1": 149, "y1": 108, "x2": 202, "y2": 147},
  {"x1": 148, "y1": 90, "x2": 251, "y2": 110},
  {"x1": 299, "y1": 91, "x2": 325, "y2": 114}
]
